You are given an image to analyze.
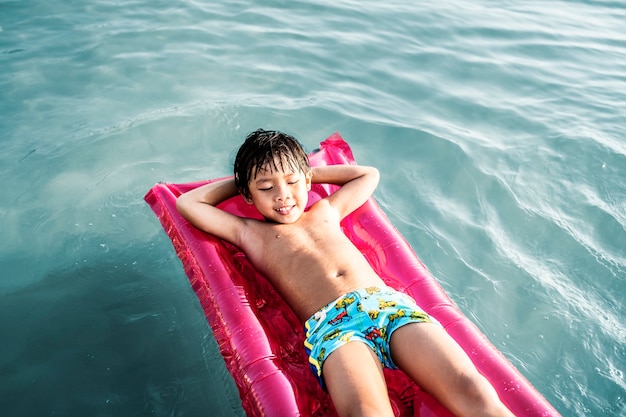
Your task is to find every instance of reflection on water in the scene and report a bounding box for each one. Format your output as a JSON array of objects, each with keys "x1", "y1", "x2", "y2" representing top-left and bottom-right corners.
[{"x1": 1, "y1": 0, "x2": 625, "y2": 415}]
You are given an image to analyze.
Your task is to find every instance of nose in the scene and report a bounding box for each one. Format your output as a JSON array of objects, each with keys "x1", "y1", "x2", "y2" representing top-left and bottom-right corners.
[{"x1": 275, "y1": 183, "x2": 291, "y2": 201}]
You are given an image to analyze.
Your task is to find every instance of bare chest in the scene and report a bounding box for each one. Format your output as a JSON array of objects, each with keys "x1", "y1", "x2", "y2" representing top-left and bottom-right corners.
[
  {"x1": 240, "y1": 214, "x2": 382, "y2": 321},
  {"x1": 259, "y1": 219, "x2": 337, "y2": 264},
  {"x1": 241, "y1": 217, "x2": 346, "y2": 283}
]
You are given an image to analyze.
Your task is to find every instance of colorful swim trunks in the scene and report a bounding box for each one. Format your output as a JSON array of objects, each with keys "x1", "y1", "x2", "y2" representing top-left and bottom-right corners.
[{"x1": 303, "y1": 286, "x2": 438, "y2": 388}]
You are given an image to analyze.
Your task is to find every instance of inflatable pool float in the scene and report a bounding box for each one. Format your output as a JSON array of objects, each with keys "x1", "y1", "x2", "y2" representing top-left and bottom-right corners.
[{"x1": 144, "y1": 133, "x2": 560, "y2": 417}]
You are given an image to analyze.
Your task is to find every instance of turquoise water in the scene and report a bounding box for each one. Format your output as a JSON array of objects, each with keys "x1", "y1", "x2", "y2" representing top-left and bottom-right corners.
[{"x1": 1, "y1": 0, "x2": 624, "y2": 415}]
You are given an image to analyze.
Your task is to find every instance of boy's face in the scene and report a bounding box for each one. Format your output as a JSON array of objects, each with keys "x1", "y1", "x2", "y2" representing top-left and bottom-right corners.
[{"x1": 246, "y1": 160, "x2": 312, "y2": 224}]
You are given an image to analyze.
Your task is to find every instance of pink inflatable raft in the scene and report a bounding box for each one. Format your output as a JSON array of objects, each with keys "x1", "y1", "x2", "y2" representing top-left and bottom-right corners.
[{"x1": 144, "y1": 133, "x2": 560, "y2": 417}]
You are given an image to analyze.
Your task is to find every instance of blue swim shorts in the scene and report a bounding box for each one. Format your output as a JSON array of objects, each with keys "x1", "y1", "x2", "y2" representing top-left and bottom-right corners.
[{"x1": 303, "y1": 286, "x2": 438, "y2": 388}]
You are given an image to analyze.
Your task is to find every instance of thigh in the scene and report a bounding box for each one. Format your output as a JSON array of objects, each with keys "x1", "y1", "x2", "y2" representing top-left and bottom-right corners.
[
  {"x1": 389, "y1": 323, "x2": 504, "y2": 416},
  {"x1": 390, "y1": 322, "x2": 472, "y2": 380},
  {"x1": 323, "y1": 341, "x2": 394, "y2": 417}
]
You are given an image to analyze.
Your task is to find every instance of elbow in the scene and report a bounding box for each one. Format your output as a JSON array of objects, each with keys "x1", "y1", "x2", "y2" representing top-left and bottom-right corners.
[
  {"x1": 176, "y1": 193, "x2": 190, "y2": 217},
  {"x1": 368, "y1": 166, "x2": 380, "y2": 186}
]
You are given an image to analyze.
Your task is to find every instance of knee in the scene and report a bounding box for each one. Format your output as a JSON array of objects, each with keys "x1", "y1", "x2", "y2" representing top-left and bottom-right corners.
[{"x1": 453, "y1": 372, "x2": 511, "y2": 417}]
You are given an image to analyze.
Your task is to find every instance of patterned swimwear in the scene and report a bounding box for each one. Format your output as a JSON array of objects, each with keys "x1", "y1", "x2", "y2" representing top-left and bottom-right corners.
[{"x1": 304, "y1": 286, "x2": 439, "y2": 388}]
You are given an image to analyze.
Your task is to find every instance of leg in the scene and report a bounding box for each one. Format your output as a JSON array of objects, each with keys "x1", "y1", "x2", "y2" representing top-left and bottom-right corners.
[
  {"x1": 323, "y1": 341, "x2": 395, "y2": 417},
  {"x1": 389, "y1": 323, "x2": 515, "y2": 417}
]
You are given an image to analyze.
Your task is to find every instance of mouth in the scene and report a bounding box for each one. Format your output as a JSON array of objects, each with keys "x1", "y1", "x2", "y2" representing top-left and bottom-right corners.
[{"x1": 275, "y1": 205, "x2": 295, "y2": 215}]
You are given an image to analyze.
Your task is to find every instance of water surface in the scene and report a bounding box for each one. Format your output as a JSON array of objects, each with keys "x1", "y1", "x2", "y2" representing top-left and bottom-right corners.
[{"x1": 1, "y1": 0, "x2": 625, "y2": 415}]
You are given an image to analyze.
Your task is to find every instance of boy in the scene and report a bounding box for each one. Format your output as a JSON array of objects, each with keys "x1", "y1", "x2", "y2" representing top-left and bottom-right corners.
[{"x1": 176, "y1": 129, "x2": 514, "y2": 417}]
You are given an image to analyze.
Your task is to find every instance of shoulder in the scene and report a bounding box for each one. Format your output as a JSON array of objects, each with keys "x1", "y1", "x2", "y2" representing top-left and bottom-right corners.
[{"x1": 307, "y1": 197, "x2": 341, "y2": 223}]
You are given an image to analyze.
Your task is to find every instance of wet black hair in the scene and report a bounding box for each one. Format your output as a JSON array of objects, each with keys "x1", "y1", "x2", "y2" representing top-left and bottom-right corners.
[{"x1": 234, "y1": 129, "x2": 311, "y2": 200}]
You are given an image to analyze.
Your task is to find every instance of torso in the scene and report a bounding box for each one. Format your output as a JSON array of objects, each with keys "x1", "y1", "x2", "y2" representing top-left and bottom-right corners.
[{"x1": 240, "y1": 201, "x2": 385, "y2": 322}]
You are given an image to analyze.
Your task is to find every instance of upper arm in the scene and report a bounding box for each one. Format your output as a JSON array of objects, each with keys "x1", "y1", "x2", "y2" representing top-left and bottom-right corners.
[
  {"x1": 313, "y1": 165, "x2": 380, "y2": 220},
  {"x1": 176, "y1": 178, "x2": 248, "y2": 246}
]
